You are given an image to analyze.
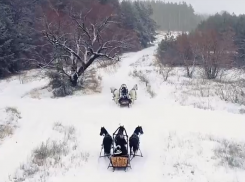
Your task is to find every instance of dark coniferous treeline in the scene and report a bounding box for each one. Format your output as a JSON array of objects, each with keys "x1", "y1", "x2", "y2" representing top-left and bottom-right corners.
[
  {"x1": 0, "y1": 0, "x2": 39, "y2": 78},
  {"x1": 141, "y1": 0, "x2": 208, "y2": 31},
  {"x1": 120, "y1": 0, "x2": 157, "y2": 47}
]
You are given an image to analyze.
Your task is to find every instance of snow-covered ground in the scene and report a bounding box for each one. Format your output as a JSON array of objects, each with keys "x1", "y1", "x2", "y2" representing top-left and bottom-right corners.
[{"x1": 0, "y1": 33, "x2": 245, "y2": 182}]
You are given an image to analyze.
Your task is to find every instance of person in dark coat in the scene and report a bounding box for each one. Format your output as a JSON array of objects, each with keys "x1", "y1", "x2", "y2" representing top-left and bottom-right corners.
[
  {"x1": 119, "y1": 84, "x2": 132, "y2": 105},
  {"x1": 119, "y1": 84, "x2": 129, "y2": 99},
  {"x1": 116, "y1": 134, "x2": 128, "y2": 156},
  {"x1": 113, "y1": 145, "x2": 123, "y2": 156}
]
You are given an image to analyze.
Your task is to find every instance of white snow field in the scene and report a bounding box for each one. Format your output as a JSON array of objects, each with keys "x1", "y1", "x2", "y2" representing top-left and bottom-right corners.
[{"x1": 1, "y1": 32, "x2": 245, "y2": 182}]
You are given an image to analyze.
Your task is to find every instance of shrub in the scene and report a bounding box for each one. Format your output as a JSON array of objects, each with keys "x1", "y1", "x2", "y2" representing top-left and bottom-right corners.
[
  {"x1": 214, "y1": 139, "x2": 245, "y2": 169},
  {"x1": 46, "y1": 71, "x2": 74, "y2": 97}
]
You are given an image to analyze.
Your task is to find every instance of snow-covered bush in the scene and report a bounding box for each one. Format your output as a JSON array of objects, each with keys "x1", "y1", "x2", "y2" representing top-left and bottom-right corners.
[
  {"x1": 12, "y1": 123, "x2": 89, "y2": 182},
  {"x1": 46, "y1": 68, "x2": 102, "y2": 97},
  {"x1": 0, "y1": 107, "x2": 21, "y2": 141},
  {"x1": 214, "y1": 139, "x2": 245, "y2": 169},
  {"x1": 46, "y1": 71, "x2": 74, "y2": 98},
  {"x1": 129, "y1": 70, "x2": 156, "y2": 98},
  {"x1": 130, "y1": 70, "x2": 149, "y2": 86}
]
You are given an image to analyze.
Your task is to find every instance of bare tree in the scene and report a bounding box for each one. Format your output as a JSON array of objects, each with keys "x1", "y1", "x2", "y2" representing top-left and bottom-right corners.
[
  {"x1": 188, "y1": 31, "x2": 201, "y2": 76},
  {"x1": 196, "y1": 28, "x2": 236, "y2": 79},
  {"x1": 40, "y1": 8, "x2": 130, "y2": 86},
  {"x1": 176, "y1": 33, "x2": 194, "y2": 78}
]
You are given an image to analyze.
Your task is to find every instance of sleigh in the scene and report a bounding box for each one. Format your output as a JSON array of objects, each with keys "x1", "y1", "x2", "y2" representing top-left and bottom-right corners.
[
  {"x1": 107, "y1": 126, "x2": 132, "y2": 171},
  {"x1": 107, "y1": 155, "x2": 131, "y2": 172},
  {"x1": 118, "y1": 97, "x2": 132, "y2": 107}
]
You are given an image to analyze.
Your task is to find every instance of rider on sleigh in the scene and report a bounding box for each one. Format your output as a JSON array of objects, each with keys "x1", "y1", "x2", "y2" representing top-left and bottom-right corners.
[{"x1": 118, "y1": 84, "x2": 131, "y2": 105}]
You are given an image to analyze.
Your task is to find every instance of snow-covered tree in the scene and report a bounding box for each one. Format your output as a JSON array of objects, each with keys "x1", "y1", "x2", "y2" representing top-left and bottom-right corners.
[{"x1": 40, "y1": 8, "x2": 131, "y2": 87}]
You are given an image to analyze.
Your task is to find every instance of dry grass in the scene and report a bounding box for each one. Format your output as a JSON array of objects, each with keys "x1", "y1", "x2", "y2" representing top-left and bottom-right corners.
[
  {"x1": 40, "y1": 67, "x2": 103, "y2": 98},
  {"x1": 146, "y1": 84, "x2": 156, "y2": 98},
  {"x1": 153, "y1": 58, "x2": 174, "y2": 81},
  {"x1": 130, "y1": 55, "x2": 245, "y2": 113},
  {"x1": 25, "y1": 86, "x2": 51, "y2": 99},
  {"x1": 162, "y1": 132, "x2": 245, "y2": 182},
  {"x1": 32, "y1": 140, "x2": 69, "y2": 166},
  {"x1": 96, "y1": 59, "x2": 120, "y2": 73},
  {"x1": 12, "y1": 123, "x2": 89, "y2": 182},
  {"x1": 215, "y1": 80, "x2": 245, "y2": 105},
  {"x1": 151, "y1": 56, "x2": 245, "y2": 110},
  {"x1": 159, "y1": 68, "x2": 242, "y2": 111},
  {"x1": 173, "y1": 76, "x2": 245, "y2": 111},
  {"x1": 129, "y1": 70, "x2": 156, "y2": 98},
  {"x1": 192, "y1": 101, "x2": 214, "y2": 110},
  {"x1": 130, "y1": 54, "x2": 150, "y2": 67},
  {"x1": 214, "y1": 139, "x2": 245, "y2": 169},
  {"x1": 129, "y1": 70, "x2": 149, "y2": 86},
  {"x1": 157, "y1": 66, "x2": 174, "y2": 81},
  {"x1": 0, "y1": 107, "x2": 21, "y2": 140},
  {"x1": 239, "y1": 108, "x2": 245, "y2": 114},
  {"x1": 0, "y1": 125, "x2": 13, "y2": 139},
  {"x1": 78, "y1": 68, "x2": 102, "y2": 94},
  {"x1": 5, "y1": 107, "x2": 21, "y2": 117}
]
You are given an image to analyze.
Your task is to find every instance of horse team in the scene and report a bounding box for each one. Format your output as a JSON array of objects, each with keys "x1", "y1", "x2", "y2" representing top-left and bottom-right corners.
[{"x1": 100, "y1": 125, "x2": 144, "y2": 159}]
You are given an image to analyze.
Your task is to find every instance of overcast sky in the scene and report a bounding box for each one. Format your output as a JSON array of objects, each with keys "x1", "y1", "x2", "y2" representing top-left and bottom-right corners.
[{"x1": 159, "y1": 0, "x2": 245, "y2": 15}]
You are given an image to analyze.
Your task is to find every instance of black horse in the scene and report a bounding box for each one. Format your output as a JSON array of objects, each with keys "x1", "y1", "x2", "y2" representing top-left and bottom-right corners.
[
  {"x1": 129, "y1": 126, "x2": 144, "y2": 156},
  {"x1": 114, "y1": 126, "x2": 128, "y2": 155},
  {"x1": 100, "y1": 127, "x2": 113, "y2": 156}
]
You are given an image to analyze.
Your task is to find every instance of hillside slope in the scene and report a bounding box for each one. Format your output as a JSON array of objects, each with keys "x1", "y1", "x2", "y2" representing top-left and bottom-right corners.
[{"x1": 0, "y1": 33, "x2": 245, "y2": 182}]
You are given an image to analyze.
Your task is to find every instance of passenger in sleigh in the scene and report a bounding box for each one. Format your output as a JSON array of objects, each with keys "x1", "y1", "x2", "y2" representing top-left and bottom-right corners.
[
  {"x1": 113, "y1": 145, "x2": 123, "y2": 156},
  {"x1": 118, "y1": 84, "x2": 131, "y2": 104},
  {"x1": 113, "y1": 145, "x2": 127, "y2": 157},
  {"x1": 114, "y1": 135, "x2": 128, "y2": 156}
]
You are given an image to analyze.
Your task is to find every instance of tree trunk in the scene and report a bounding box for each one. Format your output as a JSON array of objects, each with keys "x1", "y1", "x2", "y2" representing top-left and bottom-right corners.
[
  {"x1": 70, "y1": 73, "x2": 78, "y2": 87},
  {"x1": 69, "y1": 55, "x2": 100, "y2": 87},
  {"x1": 187, "y1": 66, "x2": 195, "y2": 78},
  {"x1": 205, "y1": 66, "x2": 218, "y2": 79}
]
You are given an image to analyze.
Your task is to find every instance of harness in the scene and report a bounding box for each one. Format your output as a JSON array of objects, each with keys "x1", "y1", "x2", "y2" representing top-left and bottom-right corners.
[
  {"x1": 104, "y1": 133, "x2": 111, "y2": 139},
  {"x1": 131, "y1": 133, "x2": 139, "y2": 138},
  {"x1": 130, "y1": 133, "x2": 139, "y2": 141}
]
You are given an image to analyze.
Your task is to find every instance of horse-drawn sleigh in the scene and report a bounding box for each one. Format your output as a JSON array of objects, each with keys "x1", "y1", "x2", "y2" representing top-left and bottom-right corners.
[
  {"x1": 99, "y1": 125, "x2": 143, "y2": 172},
  {"x1": 110, "y1": 84, "x2": 138, "y2": 108}
]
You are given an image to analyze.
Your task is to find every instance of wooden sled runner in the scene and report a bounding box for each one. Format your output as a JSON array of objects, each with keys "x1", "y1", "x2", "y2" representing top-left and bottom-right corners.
[{"x1": 107, "y1": 155, "x2": 132, "y2": 172}]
